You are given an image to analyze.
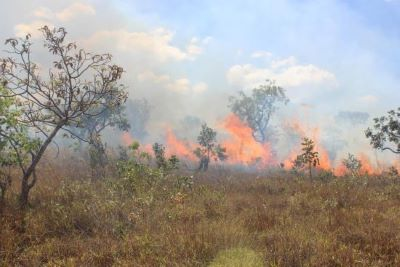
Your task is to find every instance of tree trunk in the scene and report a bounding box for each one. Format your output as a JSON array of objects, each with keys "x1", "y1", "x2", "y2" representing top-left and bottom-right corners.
[
  {"x1": 19, "y1": 123, "x2": 64, "y2": 209},
  {"x1": 309, "y1": 162, "x2": 312, "y2": 180},
  {"x1": 19, "y1": 179, "x2": 30, "y2": 210}
]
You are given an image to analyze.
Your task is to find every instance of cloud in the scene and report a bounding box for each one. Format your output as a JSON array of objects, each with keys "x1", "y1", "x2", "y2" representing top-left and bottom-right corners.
[
  {"x1": 226, "y1": 56, "x2": 336, "y2": 89},
  {"x1": 33, "y1": 7, "x2": 54, "y2": 20},
  {"x1": 55, "y1": 3, "x2": 96, "y2": 22},
  {"x1": 192, "y1": 82, "x2": 208, "y2": 93},
  {"x1": 186, "y1": 37, "x2": 203, "y2": 58},
  {"x1": 14, "y1": 3, "x2": 96, "y2": 38},
  {"x1": 359, "y1": 94, "x2": 378, "y2": 104},
  {"x1": 270, "y1": 56, "x2": 297, "y2": 69},
  {"x1": 84, "y1": 28, "x2": 204, "y2": 63},
  {"x1": 137, "y1": 71, "x2": 208, "y2": 93},
  {"x1": 14, "y1": 20, "x2": 53, "y2": 38},
  {"x1": 251, "y1": 50, "x2": 272, "y2": 59}
]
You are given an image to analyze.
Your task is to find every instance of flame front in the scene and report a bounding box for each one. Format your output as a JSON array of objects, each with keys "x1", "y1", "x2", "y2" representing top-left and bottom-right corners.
[
  {"x1": 119, "y1": 114, "x2": 388, "y2": 175},
  {"x1": 221, "y1": 114, "x2": 274, "y2": 166}
]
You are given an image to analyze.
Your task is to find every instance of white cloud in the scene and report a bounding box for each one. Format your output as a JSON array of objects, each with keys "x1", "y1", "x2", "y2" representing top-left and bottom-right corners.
[
  {"x1": 186, "y1": 37, "x2": 203, "y2": 57},
  {"x1": 56, "y1": 3, "x2": 96, "y2": 22},
  {"x1": 271, "y1": 56, "x2": 297, "y2": 69},
  {"x1": 192, "y1": 82, "x2": 208, "y2": 93},
  {"x1": 227, "y1": 56, "x2": 336, "y2": 89},
  {"x1": 359, "y1": 94, "x2": 378, "y2": 104},
  {"x1": 33, "y1": 7, "x2": 54, "y2": 20},
  {"x1": 138, "y1": 71, "x2": 208, "y2": 94},
  {"x1": 14, "y1": 20, "x2": 53, "y2": 38},
  {"x1": 84, "y1": 28, "x2": 203, "y2": 63},
  {"x1": 15, "y1": 3, "x2": 95, "y2": 38},
  {"x1": 251, "y1": 50, "x2": 272, "y2": 59}
]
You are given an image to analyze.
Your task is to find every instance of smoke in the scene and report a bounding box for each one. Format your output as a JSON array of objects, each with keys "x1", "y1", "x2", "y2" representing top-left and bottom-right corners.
[
  {"x1": 335, "y1": 111, "x2": 370, "y2": 125},
  {"x1": 2, "y1": 1, "x2": 400, "y2": 174},
  {"x1": 125, "y1": 98, "x2": 151, "y2": 141}
]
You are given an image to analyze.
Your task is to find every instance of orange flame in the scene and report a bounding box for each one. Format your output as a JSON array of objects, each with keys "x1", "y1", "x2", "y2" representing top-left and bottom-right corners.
[
  {"x1": 121, "y1": 132, "x2": 134, "y2": 146},
  {"x1": 119, "y1": 115, "x2": 386, "y2": 176},
  {"x1": 281, "y1": 118, "x2": 332, "y2": 171},
  {"x1": 221, "y1": 114, "x2": 274, "y2": 166},
  {"x1": 165, "y1": 128, "x2": 197, "y2": 161},
  {"x1": 359, "y1": 153, "x2": 375, "y2": 175}
]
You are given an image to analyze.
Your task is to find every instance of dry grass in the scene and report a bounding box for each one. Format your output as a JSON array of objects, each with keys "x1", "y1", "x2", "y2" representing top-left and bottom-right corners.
[{"x1": 1, "y1": 160, "x2": 400, "y2": 266}]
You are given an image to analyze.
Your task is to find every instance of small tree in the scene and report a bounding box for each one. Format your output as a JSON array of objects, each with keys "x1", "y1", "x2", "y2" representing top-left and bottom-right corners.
[
  {"x1": 194, "y1": 123, "x2": 227, "y2": 171},
  {"x1": 0, "y1": 85, "x2": 39, "y2": 207},
  {"x1": 293, "y1": 137, "x2": 320, "y2": 179},
  {"x1": 0, "y1": 26, "x2": 128, "y2": 208},
  {"x1": 342, "y1": 153, "x2": 362, "y2": 178},
  {"x1": 229, "y1": 80, "x2": 288, "y2": 143},
  {"x1": 152, "y1": 142, "x2": 179, "y2": 172},
  {"x1": 365, "y1": 108, "x2": 400, "y2": 154}
]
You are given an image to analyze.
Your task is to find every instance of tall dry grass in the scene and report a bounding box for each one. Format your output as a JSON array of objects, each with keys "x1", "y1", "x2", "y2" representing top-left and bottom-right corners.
[{"x1": 1, "y1": 155, "x2": 400, "y2": 266}]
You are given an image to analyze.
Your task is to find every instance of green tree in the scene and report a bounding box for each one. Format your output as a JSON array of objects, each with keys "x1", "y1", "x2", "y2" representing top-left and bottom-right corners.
[
  {"x1": 293, "y1": 137, "x2": 320, "y2": 179},
  {"x1": 152, "y1": 142, "x2": 179, "y2": 172},
  {"x1": 342, "y1": 153, "x2": 362, "y2": 178},
  {"x1": 229, "y1": 80, "x2": 288, "y2": 143},
  {"x1": 365, "y1": 108, "x2": 400, "y2": 154},
  {"x1": 0, "y1": 85, "x2": 39, "y2": 207},
  {"x1": 194, "y1": 124, "x2": 227, "y2": 171},
  {"x1": 0, "y1": 26, "x2": 128, "y2": 208}
]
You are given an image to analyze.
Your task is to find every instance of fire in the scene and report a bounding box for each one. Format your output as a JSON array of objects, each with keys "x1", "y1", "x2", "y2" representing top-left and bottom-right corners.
[
  {"x1": 317, "y1": 147, "x2": 332, "y2": 170},
  {"x1": 282, "y1": 119, "x2": 332, "y2": 171},
  {"x1": 221, "y1": 114, "x2": 274, "y2": 166},
  {"x1": 121, "y1": 132, "x2": 134, "y2": 146},
  {"x1": 334, "y1": 163, "x2": 347, "y2": 176},
  {"x1": 119, "y1": 114, "x2": 386, "y2": 176},
  {"x1": 359, "y1": 153, "x2": 375, "y2": 175},
  {"x1": 165, "y1": 128, "x2": 197, "y2": 161}
]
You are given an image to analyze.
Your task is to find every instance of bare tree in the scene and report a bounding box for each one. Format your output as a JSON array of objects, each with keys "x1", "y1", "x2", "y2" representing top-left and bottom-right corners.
[
  {"x1": 0, "y1": 26, "x2": 128, "y2": 208},
  {"x1": 229, "y1": 80, "x2": 288, "y2": 143}
]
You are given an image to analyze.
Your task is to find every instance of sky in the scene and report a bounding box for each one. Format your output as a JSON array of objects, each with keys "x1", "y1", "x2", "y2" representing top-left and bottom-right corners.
[{"x1": 1, "y1": 0, "x2": 400, "y2": 164}]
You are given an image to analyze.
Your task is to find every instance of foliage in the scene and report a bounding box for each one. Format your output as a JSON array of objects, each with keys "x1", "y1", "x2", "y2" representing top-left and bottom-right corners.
[
  {"x1": 366, "y1": 107, "x2": 400, "y2": 154},
  {"x1": 115, "y1": 143, "x2": 189, "y2": 202},
  {"x1": 293, "y1": 137, "x2": 320, "y2": 179},
  {"x1": 0, "y1": 85, "x2": 40, "y2": 204},
  {"x1": 0, "y1": 26, "x2": 128, "y2": 208},
  {"x1": 194, "y1": 124, "x2": 227, "y2": 171},
  {"x1": 342, "y1": 153, "x2": 362, "y2": 177},
  {"x1": 229, "y1": 80, "x2": 288, "y2": 143},
  {"x1": 152, "y1": 142, "x2": 179, "y2": 171}
]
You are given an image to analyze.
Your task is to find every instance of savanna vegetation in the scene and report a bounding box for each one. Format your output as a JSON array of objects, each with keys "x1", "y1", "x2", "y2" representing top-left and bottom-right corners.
[
  {"x1": 2, "y1": 26, "x2": 400, "y2": 267},
  {"x1": 2, "y1": 154, "x2": 400, "y2": 266}
]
